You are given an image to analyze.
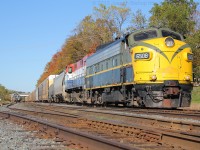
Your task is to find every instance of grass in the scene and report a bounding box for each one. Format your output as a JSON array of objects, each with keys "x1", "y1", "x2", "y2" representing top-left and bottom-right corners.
[{"x1": 192, "y1": 86, "x2": 200, "y2": 104}]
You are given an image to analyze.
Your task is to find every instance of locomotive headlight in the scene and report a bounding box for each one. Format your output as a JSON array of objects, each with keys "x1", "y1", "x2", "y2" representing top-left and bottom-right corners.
[
  {"x1": 165, "y1": 37, "x2": 174, "y2": 47},
  {"x1": 185, "y1": 75, "x2": 190, "y2": 81},
  {"x1": 150, "y1": 75, "x2": 157, "y2": 81}
]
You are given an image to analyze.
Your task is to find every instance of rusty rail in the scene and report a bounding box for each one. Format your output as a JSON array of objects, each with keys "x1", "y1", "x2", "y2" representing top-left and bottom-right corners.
[
  {"x1": 0, "y1": 111, "x2": 136, "y2": 150},
  {"x1": 24, "y1": 104, "x2": 200, "y2": 133},
  {"x1": 31, "y1": 102, "x2": 200, "y2": 119},
  {"x1": 4, "y1": 107, "x2": 200, "y2": 150},
  {"x1": 10, "y1": 103, "x2": 200, "y2": 133}
]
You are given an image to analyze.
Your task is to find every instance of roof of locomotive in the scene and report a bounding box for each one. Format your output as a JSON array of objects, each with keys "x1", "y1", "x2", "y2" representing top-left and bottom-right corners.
[
  {"x1": 86, "y1": 37, "x2": 125, "y2": 67},
  {"x1": 94, "y1": 27, "x2": 183, "y2": 53},
  {"x1": 95, "y1": 37, "x2": 125, "y2": 53}
]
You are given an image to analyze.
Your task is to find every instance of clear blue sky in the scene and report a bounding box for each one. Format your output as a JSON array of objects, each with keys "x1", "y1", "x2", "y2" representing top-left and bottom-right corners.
[{"x1": 0, "y1": 0, "x2": 195, "y2": 92}]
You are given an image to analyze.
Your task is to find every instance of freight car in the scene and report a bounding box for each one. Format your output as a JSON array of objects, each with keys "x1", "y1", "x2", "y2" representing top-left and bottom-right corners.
[
  {"x1": 38, "y1": 75, "x2": 57, "y2": 102},
  {"x1": 51, "y1": 71, "x2": 66, "y2": 102},
  {"x1": 26, "y1": 90, "x2": 36, "y2": 102},
  {"x1": 30, "y1": 27, "x2": 193, "y2": 108}
]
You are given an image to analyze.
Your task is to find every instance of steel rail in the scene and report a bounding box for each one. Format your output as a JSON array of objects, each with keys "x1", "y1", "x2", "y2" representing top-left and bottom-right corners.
[
  {"x1": 31, "y1": 102, "x2": 200, "y2": 119},
  {"x1": 25, "y1": 104, "x2": 200, "y2": 133},
  {"x1": 33, "y1": 106, "x2": 200, "y2": 132},
  {"x1": 4, "y1": 106, "x2": 200, "y2": 150},
  {"x1": 0, "y1": 111, "x2": 136, "y2": 150},
  {"x1": 9, "y1": 107, "x2": 79, "y2": 118}
]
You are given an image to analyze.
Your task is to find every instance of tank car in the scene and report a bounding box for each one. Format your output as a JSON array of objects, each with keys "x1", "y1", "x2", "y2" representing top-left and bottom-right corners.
[{"x1": 52, "y1": 71, "x2": 66, "y2": 102}]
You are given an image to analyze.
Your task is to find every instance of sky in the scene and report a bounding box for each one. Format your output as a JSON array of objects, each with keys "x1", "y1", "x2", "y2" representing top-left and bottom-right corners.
[{"x1": 0, "y1": 0, "x2": 197, "y2": 92}]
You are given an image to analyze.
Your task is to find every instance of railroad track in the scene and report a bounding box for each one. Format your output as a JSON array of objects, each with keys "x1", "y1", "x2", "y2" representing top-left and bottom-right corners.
[
  {"x1": 0, "y1": 111, "x2": 135, "y2": 150},
  {"x1": 5, "y1": 103, "x2": 200, "y2": 150},
  {"x1": 21, "y1": 103, "x2": 200, "y2": 133},
  {"x1": 31, "y1": 102, "x2": 200, "y2": 120},
  {"x1": 78, "y1": 107, "x2": 200, "y2": 120},
  {"x1": 18, "y1": 102, "x2": 200, "y2": 117},
  {"x1": 10, "y1": 102, "x2": 200, "y2": 134}
]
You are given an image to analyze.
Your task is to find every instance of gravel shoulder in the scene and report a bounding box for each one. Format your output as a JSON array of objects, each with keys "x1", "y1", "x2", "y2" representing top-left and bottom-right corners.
[{"x1": 0, "y1": 110, "x2": 66, "y2": 150}]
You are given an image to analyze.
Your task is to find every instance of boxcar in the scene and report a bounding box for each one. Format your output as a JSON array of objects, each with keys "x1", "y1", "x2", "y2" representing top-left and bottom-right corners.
[{"x1": 38, "y1": 75, "x2": 57, "y2": 102}]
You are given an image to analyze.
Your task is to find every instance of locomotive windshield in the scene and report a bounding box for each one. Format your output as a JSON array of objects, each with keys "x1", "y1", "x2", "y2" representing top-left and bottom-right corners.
[
  {"x1": 161, "y1": 30, "x2": 182, "y2": 40},
  {"x1": 134, "y1": 30, "x2": 157, "y2": 41}
]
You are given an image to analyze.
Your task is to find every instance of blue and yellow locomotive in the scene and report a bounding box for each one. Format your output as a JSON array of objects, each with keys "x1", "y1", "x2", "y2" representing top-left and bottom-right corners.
[
  {"x1": 32, "y1": 27, "x2": 193, "y2": 108},
  {"x1": 85, "y1": 28, "x2": 193, "y2": 108}
]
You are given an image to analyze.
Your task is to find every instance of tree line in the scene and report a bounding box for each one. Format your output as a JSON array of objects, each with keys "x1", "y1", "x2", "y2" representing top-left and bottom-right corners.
[
  {"x1": 37, "y1": 0, "x2": 200, "y2": 85},
  {"x1": 0, "y1": 84, "x2": 11, "y2": 101}
]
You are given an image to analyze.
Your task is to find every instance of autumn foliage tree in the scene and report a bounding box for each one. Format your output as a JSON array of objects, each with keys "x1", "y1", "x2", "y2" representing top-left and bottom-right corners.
[
  {"x1": 94, "y1": 2, "x2": 131, "y2": 37},
  {"x1": 37, "y1": 2, "x2": 131, "y2": 85}
]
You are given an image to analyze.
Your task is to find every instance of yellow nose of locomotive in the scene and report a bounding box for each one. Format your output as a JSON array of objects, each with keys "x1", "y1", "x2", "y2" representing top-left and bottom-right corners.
[
  {"x1": 128, "y1": 28, "x2": 193, "y2": 108},
  {"x1": 131, "y1": 37, "x2": 193, "y2": 84}
]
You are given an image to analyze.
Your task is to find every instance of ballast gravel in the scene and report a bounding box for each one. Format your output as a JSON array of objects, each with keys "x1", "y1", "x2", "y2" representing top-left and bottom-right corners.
[{"x1": 0, "y1": 117, "x2": 66, "y2": 150}]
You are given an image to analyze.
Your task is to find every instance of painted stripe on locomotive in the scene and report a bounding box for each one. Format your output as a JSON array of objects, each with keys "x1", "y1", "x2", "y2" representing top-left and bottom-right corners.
[{"x1": 132, "y1": 41, "x2": 190, "y2": 63}]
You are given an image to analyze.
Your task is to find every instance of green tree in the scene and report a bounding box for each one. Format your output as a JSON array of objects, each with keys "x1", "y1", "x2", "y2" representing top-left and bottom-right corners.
[
  {"x1": 75, "y1": 15, "x2": 113, "y2": 48},
  {"x1": 129, "y1": 9, "x2": 147, "y2": 31},
  {"x1": 0, "y1": 84, "x2": 10, "y2": 101},
  {"x1": 149, "y1": 0, "x2": 197, "y2": 36},
  {"x1": 193, "y1": 10, "x2": 200, "y2": 30},
  {"x1": 94, "y1": 2, "x2": 131, "y2": 37},
  {"x1": 186, "y1": 30, "x2": 200, "y2": 77},
  {"x1": 37, "y1": 2, "x2": 132, "y2": 85},
  {"x1": 111, "y1": 2, "x2": 131, "y2": 36},
  {"x1": 94, "y1": 4, "x2": 117, "y2": 37}
]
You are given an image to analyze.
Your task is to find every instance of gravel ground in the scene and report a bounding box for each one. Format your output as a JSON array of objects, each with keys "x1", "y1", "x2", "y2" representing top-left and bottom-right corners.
[{"x1": 0, "y1": 115, "x2": 66, "y2": 150}]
